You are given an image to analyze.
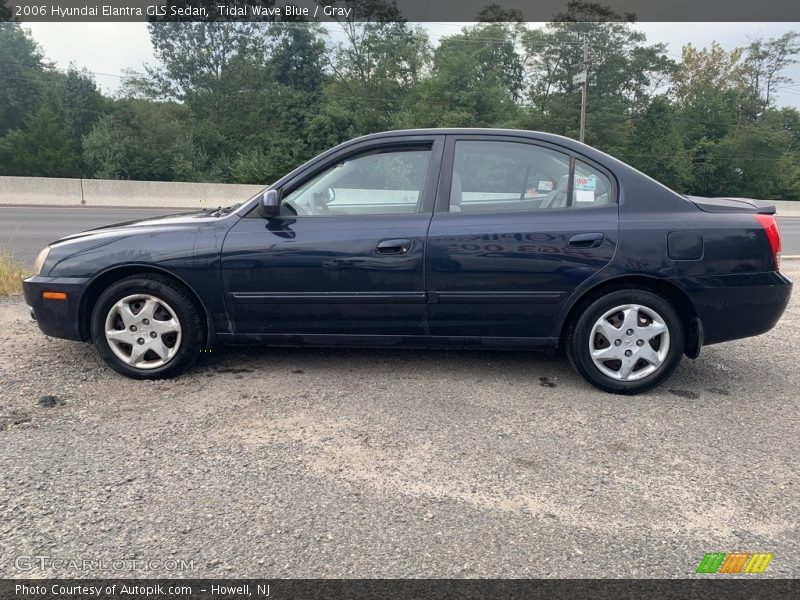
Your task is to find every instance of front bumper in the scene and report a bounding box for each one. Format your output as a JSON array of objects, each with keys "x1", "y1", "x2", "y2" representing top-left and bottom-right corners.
[{"x1": 23, "y1": 276, "x2": 92, "y2": 342}]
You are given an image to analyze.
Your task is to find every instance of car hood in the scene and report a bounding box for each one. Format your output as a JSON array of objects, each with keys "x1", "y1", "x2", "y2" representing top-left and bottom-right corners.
[{"x1": 51, "y1": 209, "x2": 232, "y2": 246}]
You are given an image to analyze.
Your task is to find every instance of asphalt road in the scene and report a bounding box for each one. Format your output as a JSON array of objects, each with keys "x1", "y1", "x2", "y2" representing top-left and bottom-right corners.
[
  {"x1": 777, "y1": 216, "x2": 800, "y2": 255},
  {"x1": 0, "y1": 206, "x2": 191, "y2": 266},
  {"x1": 2, "y1": 206, "x2": 800, "y2": 265},
  {"x1": 0, "y1": 267, "x2": 798, "y2": 578}
]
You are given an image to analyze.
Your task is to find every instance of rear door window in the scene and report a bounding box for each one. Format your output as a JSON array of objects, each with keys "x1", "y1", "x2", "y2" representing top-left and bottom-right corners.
[{"x1": 449, "y1": 141, "x2": 571, "y2": 213}]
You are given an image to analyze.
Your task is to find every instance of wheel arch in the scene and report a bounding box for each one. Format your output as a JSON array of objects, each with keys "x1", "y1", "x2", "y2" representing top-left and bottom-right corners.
[
  {"x1": 556, "y1": 274, "x2": 701, "y2": 357},
  {"x1": 79, "y1": 264, "x2": 213, "y2": 347}
]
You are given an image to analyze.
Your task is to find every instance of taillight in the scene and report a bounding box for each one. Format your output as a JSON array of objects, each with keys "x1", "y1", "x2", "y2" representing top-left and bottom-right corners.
[{"x1": 755, "y1": 214, "x2": 781, "y2": 270}]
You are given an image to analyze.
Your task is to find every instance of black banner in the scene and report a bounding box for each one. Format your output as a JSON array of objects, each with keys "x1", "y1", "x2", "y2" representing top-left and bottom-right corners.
[
  {"x1": 1, "y1": 579, "x2": 798, "y2": 600},
  {"x1": 3, "y1": 0, "x2": 800, "y2": 23}
]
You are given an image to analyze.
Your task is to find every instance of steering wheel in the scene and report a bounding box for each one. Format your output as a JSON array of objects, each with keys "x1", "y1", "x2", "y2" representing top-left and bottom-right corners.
[{"x1": 309, "y1": 188, "x2": 335, "y2": 215}]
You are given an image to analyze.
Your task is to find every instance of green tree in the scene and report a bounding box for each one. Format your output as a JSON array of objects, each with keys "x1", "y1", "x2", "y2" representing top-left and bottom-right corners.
[
  {"x1": 269, "y1": 22, "x2": 328, "y2": 95},
  {"x1": 475, "y1": 3, "x2": 524, "y2": 22},
  {"x1": 328, "y1": 21, "x2": 430, "y2": 133},
  {"x1": 709, "y1": 125, "x2": 792, "y2": 199},
  {"x1": 137, "y1": 22, "x2": 275, "y2": 176},
  {"x1": 520, "y1": 2, "x2": 674, "y2": 154},
  {"x1": 0, "y1": 65, "x2": 105, "y2": 178},
  {"x1": 670, "y1": 35, "x2": 800, "y2": 197},
  {"x1": 229, "y1": 22, "x2": 331, "y2": 184},
  {"x1": 0, "y1": 94, "x2": 79, "y2": 176},
  {"x1": 83, "y1": 100, "x2": 210, "y2": 181},
  {"x1": 625, "y1": 97, "x2": 691, "y2": 191},
  {"x1": 743, "y1": 32, "x2": 800, "y2": 117},
  {"x1": 765, "y1": 107, "x2": 800, "y2": 151},
  {"x1": 673, "y1": 43, "x2": 747, "y2": 144},
  {"x1": 6, "y1": 13, "x2": 799, "y2": 199},
  {"x1": 144, "y1": 22, "x2": 271, "y2": 136},
  {"x1": 61, "y1": 66, "x2": 107, "y2": 142},
  {"x1": 0, "y1": 23, "x2": 48, "y2": 137},
  {"x1": 408, "y1": 22, "x2": 522, "y2": 128}
]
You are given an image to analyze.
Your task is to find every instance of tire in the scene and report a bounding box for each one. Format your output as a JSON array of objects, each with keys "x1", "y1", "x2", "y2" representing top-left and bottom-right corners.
[
  {"x1": 566, "y1": 289, "x2": 685, "y2": 394},
  {"x1": 91, "y1": 274, "x2": 205, "y2": 379}
]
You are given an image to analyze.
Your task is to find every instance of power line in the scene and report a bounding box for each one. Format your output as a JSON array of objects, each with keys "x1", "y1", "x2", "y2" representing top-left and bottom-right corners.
[{"x1": 0, "y1": 59, "x2": 124, "y2": 79}]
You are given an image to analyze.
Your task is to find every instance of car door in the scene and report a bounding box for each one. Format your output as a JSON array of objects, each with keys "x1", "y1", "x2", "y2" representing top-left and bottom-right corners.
[
  {"x1": 221, "y1": 135, "x2": 443, "y2": 337},
  {"x1": 426, "y1": 135, "x2": 619, "y2": 341}
]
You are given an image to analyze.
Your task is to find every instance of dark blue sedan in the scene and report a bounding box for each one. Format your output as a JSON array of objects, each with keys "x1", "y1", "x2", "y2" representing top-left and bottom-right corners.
[{"x1": 23, "y1": 129, "x2": 792, "y2": 393}]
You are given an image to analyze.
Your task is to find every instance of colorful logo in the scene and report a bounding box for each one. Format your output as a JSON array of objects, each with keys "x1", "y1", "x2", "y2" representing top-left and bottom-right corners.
[{"x1": 696, "y1": 552, "x2": 773, "y2": 574}]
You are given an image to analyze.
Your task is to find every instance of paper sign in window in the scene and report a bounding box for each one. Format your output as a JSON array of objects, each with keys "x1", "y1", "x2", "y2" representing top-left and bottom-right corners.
[{"x1": 574, "y1": 175, "x2": 597, "y2": 191}]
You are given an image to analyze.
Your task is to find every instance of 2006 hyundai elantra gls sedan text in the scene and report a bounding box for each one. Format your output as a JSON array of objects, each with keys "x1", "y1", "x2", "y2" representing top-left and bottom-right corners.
[{"x1": 24, "y1": 129, "x2": 792, "y2": 393}]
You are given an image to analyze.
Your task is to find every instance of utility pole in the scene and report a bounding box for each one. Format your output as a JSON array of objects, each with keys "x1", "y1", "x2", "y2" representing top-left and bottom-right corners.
[
  {"x1": 579, "y1": 37, "x2": 589, "y2": 143},
  {"x1": 571, "y1": 37, "x2": 590, "y2": 143}
]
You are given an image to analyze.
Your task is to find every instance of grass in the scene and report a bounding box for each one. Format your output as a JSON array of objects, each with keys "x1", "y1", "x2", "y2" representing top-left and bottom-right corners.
[{"x1": 0, "y1": 249, "x2": 26, "y2": 297}]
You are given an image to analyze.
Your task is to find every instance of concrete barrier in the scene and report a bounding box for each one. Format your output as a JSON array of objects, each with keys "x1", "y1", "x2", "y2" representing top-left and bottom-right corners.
[
  {"x1": 772, "y1": 200, "x2": 800, "y2": 217},
  {"x1": 1, "y1": 175, "x2": 799, "y2": 213},
  {"x1": 697, "y1": 199, "x2": 800, "y2": 216},
  {"x1": 0, "y1": 176, "x2": 264, "y2": 209},
  {"x1": 0, "y1": 176, "x2": 84, "y2": 206}
]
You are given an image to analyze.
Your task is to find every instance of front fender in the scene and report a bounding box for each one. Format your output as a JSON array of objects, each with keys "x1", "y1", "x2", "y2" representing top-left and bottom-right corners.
[{"x1": 42, "y1": 223, "x2": 232, "y2": 340}]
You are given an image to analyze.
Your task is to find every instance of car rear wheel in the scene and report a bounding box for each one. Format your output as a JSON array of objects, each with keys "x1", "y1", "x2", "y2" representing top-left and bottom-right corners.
[
  {"x1": 566, "y1": 289, "x2": 685, "y2": 394},
  {"x1": 91, "y1": 274, "x2": 204, "y2": 379}
]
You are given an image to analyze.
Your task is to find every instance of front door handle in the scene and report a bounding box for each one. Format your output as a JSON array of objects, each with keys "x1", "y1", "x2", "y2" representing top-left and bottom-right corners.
[
  {"x1": 568, "y1": 232, "x2": 604, "y2": 248},
  {"x1": 377, "y1": 239, "x2": 412, "y2": 254}
]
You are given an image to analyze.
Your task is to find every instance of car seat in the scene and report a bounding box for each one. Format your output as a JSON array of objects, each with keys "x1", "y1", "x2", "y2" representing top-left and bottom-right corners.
[{"x1": 539, "y1": 174, "x2": 569, "y2": 209}]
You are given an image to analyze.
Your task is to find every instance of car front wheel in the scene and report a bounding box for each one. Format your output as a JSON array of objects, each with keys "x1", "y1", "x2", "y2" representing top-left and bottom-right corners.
[
  {"x1": 567, "y1": 289, "x2": 685, "y2": 394},
  {"x1": 91, "y1": 274, "x2": 205, "y2": 379}
]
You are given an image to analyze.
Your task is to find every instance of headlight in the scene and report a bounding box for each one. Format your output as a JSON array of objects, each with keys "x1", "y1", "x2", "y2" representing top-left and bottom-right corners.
[{"x1": 33, "y1": 246, "x2": 51, "y2": 276}]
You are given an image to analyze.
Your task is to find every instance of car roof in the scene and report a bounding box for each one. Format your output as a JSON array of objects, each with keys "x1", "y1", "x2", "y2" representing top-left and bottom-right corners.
[
  {"x1": 349, "y1": 128, "x2": 613, "y2": 163},
  {"x1": 353, "y1": 127, "x2": 577, "y2": 145}
]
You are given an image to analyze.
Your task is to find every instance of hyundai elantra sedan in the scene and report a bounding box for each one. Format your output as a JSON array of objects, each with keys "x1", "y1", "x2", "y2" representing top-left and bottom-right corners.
[{"x1": 24, "y1": 129, "x2": 792, "y2": 393}]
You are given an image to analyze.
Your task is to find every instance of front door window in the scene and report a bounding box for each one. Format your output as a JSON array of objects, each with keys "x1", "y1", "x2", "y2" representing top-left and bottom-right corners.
[{"x1": 281, "y1": 147, "x2": 432, "y2": 216}]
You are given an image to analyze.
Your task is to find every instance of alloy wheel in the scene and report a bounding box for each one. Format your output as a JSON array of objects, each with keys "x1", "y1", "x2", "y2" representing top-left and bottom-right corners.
[
  {"x1": 588, "y1": 303, "x2": 670, "y2": 381},
  {"x1": 104, "y1": 294, "x2": 182, "y2": 369}
]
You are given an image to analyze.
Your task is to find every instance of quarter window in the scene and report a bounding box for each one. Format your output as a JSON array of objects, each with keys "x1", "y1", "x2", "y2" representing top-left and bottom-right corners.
[
  {"x1": 572, "y1": 159, "x2": 613, "y2": 209},
  {"x1": 281, "y1": 147, "x2": 431, "y2": 216}
]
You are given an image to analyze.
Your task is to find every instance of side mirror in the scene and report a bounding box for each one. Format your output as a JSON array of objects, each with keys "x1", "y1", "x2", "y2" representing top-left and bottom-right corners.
[{"x1": 258, "y1": 189, "x2": 280, "y2": 218}]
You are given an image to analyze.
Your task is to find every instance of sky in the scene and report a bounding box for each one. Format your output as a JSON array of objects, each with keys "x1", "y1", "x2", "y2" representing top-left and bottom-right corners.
[{"x1": 23, "y1": 21, "x2": 800, "y2": 107}]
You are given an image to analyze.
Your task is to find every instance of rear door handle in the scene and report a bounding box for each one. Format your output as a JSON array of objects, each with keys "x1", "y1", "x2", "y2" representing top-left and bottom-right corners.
[
  {"x1": 568, "y1": 232, "x2": 604, "y2": 248},
  {"x1": 377, "y1": 239, "x2": 412, "y2": 254}
]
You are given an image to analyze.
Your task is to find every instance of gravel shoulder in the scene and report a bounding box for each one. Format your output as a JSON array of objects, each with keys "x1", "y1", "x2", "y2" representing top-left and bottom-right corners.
[{"x1": 1, "y1": 268, "x2": 799, "y2": 578}]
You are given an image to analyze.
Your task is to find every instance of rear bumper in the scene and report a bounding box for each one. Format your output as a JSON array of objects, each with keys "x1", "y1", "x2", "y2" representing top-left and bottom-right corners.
[
  {"x1": 672, "y1": 271, "x2": 792, "y2": 346},
  {"x1": 23, "y1": 276, "x2": 92, "y2": 342}
]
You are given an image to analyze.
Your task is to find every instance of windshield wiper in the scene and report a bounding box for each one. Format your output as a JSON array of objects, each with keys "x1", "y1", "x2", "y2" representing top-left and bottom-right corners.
[{"x1": 209, "y1": 203, "x2": 242, "y2": 217}]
